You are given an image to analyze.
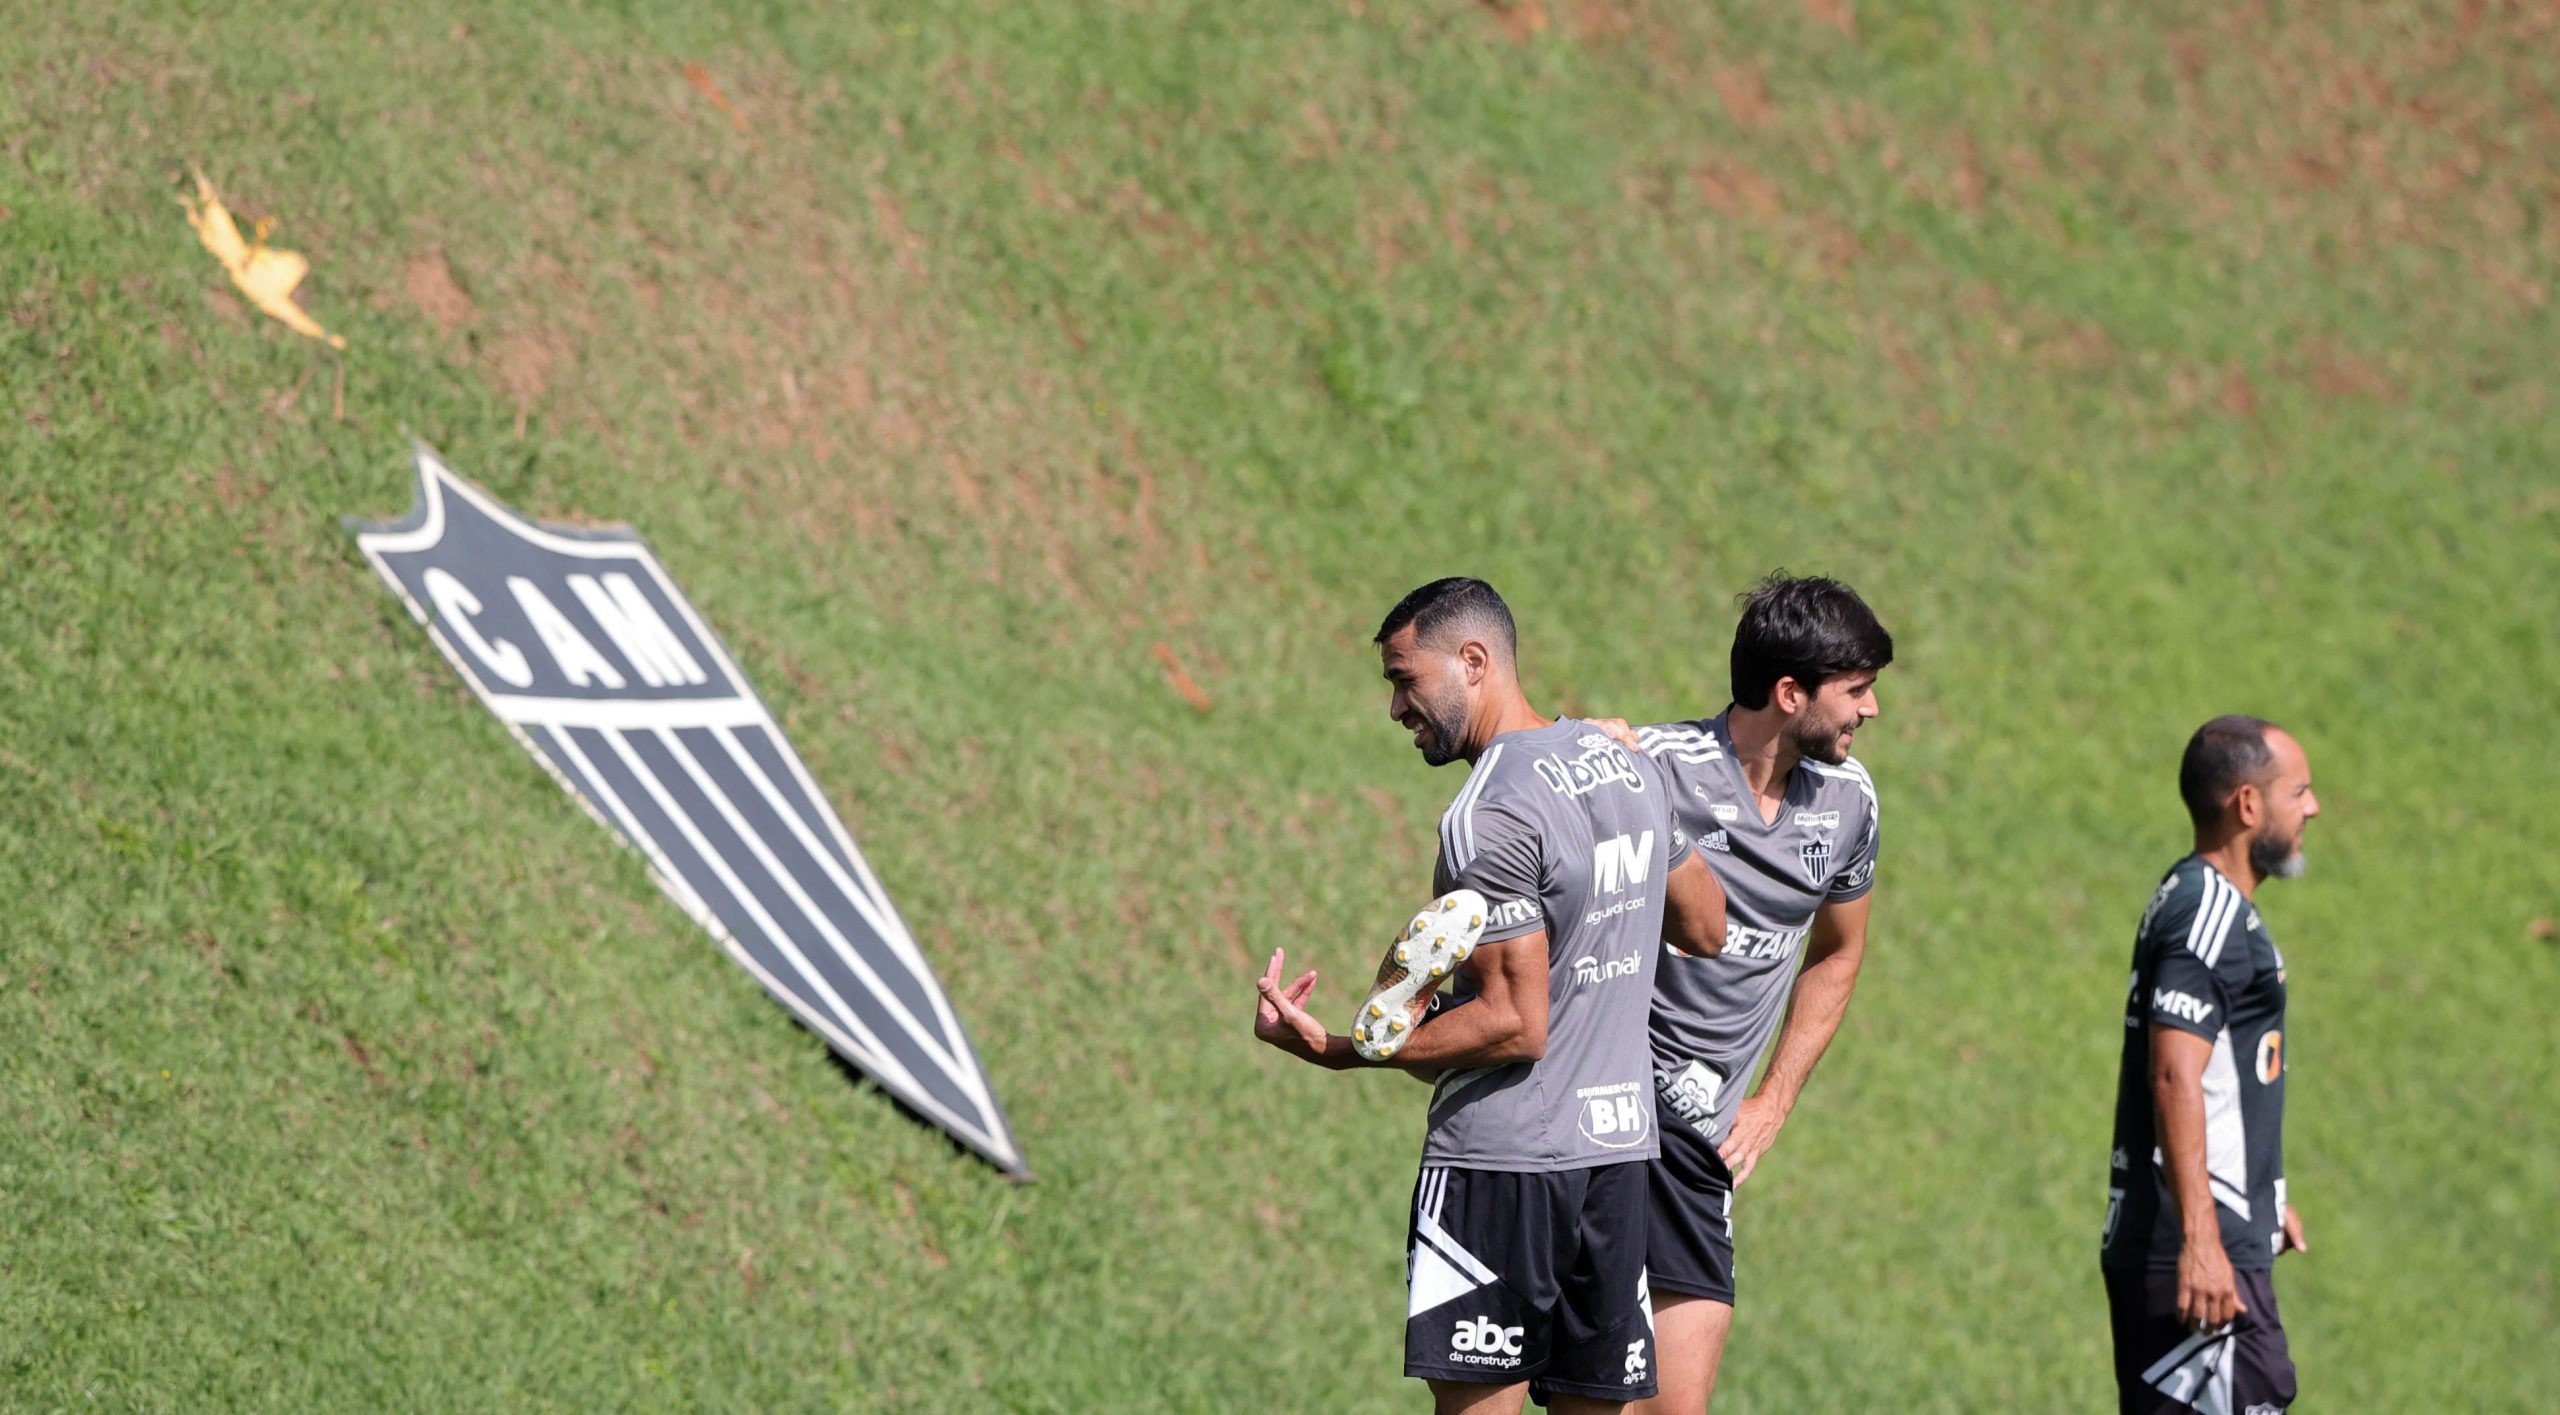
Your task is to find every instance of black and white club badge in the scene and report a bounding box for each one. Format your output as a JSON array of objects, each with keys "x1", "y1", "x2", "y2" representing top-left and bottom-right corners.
[
  {"x1": 352, "y1": 443, "x2": 1027, "y2": 1179},
  {"x1": 1799, "y1": 835, "x2": 1832, "y2": 887}
]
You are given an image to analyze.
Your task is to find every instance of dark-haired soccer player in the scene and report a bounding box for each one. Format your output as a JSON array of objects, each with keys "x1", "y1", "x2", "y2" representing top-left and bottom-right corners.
[
  {"x1": 2102, "y1": 716, "x2": 2318, "y2": 1414},
  {"x1": 1586, "y1": 573, "x2": 1893, "y2": 1415},
  {"x1": 1251, "y1": 577, "x2": 1728, "y2": 1414}
]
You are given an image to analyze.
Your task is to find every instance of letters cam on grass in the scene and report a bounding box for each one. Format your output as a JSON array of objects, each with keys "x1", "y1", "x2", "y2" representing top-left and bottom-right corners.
[{"x1": 2, "y1": 1, "x2": 2554, "y2": 1409}]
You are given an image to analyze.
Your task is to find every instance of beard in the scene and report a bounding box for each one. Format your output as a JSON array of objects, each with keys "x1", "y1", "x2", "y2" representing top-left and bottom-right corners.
[
  {"x1": 1408, "y1": 681, "x2": 1471, "y2": 767},
  {"x1": 2249, "y1": 829, "x2": 2307, "y2": 881},
  {"x1": 1791, "y1": 715, "x2": 1855, "y2": 766}
]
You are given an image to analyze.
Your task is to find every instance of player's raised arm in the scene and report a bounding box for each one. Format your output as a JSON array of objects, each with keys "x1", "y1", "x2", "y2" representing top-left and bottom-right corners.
[
  {"x1": 1383, "y1": 930, "x2": 1549, "y2": 1068},
  {"x1": 1250, "y1": 932, "x2": 1550, "y2": 1073}
]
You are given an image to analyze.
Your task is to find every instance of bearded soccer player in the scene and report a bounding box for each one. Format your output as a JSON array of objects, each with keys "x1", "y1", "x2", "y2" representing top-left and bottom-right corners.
[
  {"x1": 1583, "y1": 573, "x2": 1892, "y2": 1415},
  {"x1": 2102, "y1": 716, "x2": 2319, "y2": 1414},
  {"x1": 1251, "y1": 577, "x2": 1727, "y2": 1413}
]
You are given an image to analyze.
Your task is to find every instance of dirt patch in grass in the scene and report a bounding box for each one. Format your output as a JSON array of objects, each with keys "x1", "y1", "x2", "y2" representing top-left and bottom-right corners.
[
  {"x1": 1714, "y1": 66, "x2": 1776, "y2": 128},
  {"x1": 1802, "y1": 0, "x2": 1857, "y2": 40},
  {"x1": 402, "y1": 253, "x2": 476, "y2": 334},
  {"x1": 1476, "y1": 0, "x2": 1552, "y2": 46}
]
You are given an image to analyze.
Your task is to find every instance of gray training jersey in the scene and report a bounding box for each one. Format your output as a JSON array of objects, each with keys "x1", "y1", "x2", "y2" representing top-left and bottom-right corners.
[
  {"x1": 1421, "y1": 719, "x2": 1695, "y2": 1173},
  {"x1": 1635, "y1": 712, "x2": 1878, "y2": 1145}
]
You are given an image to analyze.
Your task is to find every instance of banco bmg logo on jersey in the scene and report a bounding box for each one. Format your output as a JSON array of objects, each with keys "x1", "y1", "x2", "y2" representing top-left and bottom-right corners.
[
  {"x1": 2256, "y1": 1030, "x2": 2283, "y2": 1083},
  {"x1": 1577, "y1": 1080, "x2": 1649, "y2": 1148},
  {"x1": 1535, "y1": 742, "x2": 1645, "y2": 799},
  {"x1": 1449, "y1": 1315, "x2": 1524, "y2": 1368}
]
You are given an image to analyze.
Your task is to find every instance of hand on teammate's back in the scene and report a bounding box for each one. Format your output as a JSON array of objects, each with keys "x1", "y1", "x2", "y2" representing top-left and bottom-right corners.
[
  {"x1": 1717, "y1": 1095, "x2": 1786, "y2": 1186},
  {"x1": 1586, "y1": 717, "x2": 1640, "y2": 751}
]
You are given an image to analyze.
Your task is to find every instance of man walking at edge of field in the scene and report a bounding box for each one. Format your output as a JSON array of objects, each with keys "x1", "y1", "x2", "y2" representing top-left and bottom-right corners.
[
  {"x1": 1251, "y1": 576, "x2": 1729, "y2": 1414},
  {"x1": 1581, "y1": 573, "x2": 1892, "y2": 1415},
  {"x1": 2101, "y1": 716, "x2": 2319, "y2": 1414}
]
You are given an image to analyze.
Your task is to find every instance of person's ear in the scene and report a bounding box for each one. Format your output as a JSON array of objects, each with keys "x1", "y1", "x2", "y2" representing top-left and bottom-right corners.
[
  {"x1": 1773, "y1": 675, "x2": 1806, "y2": 716},
  {"x1": 2232, "y1": 782, "x2": 2264, "y2": 830},
  {"x1": 1460, "y1": 640, "x2": 1489, "y2": 685}
]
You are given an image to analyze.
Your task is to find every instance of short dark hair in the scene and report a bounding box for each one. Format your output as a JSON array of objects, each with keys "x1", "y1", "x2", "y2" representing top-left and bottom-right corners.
[
  {"x1": 1375, "y1": 577, "x2": 1517, "y2": 661},
  {"x1": 2179, "y1": 715, "x2": 2278, "y2": 826},
  {"x1": 1729, "y1": 572, "x2": 1893, "y2": 709}
]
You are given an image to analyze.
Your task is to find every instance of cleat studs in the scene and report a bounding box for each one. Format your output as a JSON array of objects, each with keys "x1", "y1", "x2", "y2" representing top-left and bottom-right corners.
[
  {"x1": 1441, "y1": 898, "x2": 1456, "y2": 911},
  {"x1": 1369, "y1": 1002, "x2": 1385, "y2": 1018},
  {"x1": 1388, "y1": 1018, "x2": 1407, "y2": 1033},
  {"x1": 1396, "y1": 947, "x2": 1409, "y2": 964},
  {"x1": 1470, "y1": 916, "x2": 1483, "y2": 929},
  {"x1": 1430, "y1": 965, "x2": 1446, "y2": 978}
]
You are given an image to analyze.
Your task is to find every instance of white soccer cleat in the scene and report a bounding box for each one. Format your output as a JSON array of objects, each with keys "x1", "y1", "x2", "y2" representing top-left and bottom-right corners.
[{"x1": 1351, "y1": 888, "x2": 1488, "y2": 1062}]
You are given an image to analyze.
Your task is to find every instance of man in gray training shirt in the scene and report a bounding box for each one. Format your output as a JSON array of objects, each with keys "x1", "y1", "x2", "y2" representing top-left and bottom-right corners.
[
  {"x1": 1599, "y1": 573, "x2": 1894, "y2": 1415},
  {"x1": 1252, "y1": 577, "x2": 1727, "y2": 1414}
]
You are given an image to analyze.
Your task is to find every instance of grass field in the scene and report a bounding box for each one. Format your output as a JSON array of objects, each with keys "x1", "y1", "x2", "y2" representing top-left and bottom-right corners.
[{"x1": 5, "y1": 0, "x2": 2557, "y2": 1408}]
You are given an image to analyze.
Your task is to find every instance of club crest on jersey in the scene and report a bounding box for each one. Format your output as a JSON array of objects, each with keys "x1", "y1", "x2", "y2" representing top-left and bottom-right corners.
[{"x1": 1799, "y1": 834, "x2": 1831, "y2": 885}]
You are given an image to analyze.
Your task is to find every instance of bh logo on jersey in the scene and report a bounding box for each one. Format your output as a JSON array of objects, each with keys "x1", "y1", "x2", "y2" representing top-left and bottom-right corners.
[
  {"x1": 1449, "y1": 1316, "x2": 1524, "y2": 1368},
  {"x1": 1576, "y1": 1080, "x2": 1649, "y2": 1149}
]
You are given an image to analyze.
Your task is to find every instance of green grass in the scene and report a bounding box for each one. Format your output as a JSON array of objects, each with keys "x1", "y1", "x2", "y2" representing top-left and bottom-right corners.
[{"x1": 5, "y1": 0, "x2": 2557, "y2": 1407}]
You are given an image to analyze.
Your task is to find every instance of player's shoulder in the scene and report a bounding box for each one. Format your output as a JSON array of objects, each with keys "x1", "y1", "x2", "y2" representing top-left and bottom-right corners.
[
  {"x1": 1800, "y1": 752, "x2": 1879, "y2": 825},
  {"x1": 2141, "y1": 857, "x2": 2249, "y2": 967},
  {"x1": 1633, "y1": 717, "x2": 1722, "y2": 761},
  {"x1": 1437, "y1": 734, "x2": 1554, "y2": 845}
]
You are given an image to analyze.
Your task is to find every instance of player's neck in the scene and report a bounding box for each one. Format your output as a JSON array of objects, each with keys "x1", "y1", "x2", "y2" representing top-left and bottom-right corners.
[
  {"x1": 1461, "y1": 688, "x2": 1551, "y2": 763},
  {"x1": 1724, "y1": 703, "x2": 1799, "y2": 802},
  {"x1": 2191, "y1": 837, "x2": 2263, "y2": 901}
]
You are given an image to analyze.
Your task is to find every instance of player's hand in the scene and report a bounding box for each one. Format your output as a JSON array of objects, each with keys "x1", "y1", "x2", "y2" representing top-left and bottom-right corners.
[
  {"x1": 1588, "y1": 717, "x2": 1641, "y2": 752},
  {"x1": 1717, "y1": 1094, "x2": 1786, "y2": 1186},
  {"x1": 1252, "y1": 949, "x2": 1327, "y2": 1059},
  {"x1": 2279, "y1": 1205, "x2": 2308, "y2": 1256},
  {"x1": 2175, "y1": 1238, "x2": 2247, "y2": 1331}
]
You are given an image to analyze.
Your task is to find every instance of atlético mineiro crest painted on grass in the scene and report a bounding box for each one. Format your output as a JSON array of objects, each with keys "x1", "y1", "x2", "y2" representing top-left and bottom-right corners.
[{"x1": 352, "y1": 442, "x2": 1027, "y2": 1179}]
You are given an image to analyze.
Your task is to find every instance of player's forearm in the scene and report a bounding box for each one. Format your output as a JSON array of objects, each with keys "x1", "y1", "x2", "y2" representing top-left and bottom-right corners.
[
  {"x1": 1390, "y1": 1001, "x2": 1542, "y2": 1070},
  {"x1": 2150, "y1": 1068, "x2": 2220, "y2": 1244},
  {"x1": 1752, "y1": 941, "x2": 1862, "y2": 1111},
  {"x1": 1661, "y1": 854, "x2": 1727, "y2": 957}
]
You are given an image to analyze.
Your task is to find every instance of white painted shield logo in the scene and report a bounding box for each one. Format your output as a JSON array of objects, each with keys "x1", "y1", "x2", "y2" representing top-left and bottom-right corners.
[{"x1": 352, "y1": 443, "x2": 1026, "y2": 1178}]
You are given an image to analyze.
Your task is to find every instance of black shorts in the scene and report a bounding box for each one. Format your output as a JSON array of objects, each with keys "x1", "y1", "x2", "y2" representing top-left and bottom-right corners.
[
  {"x1": 2104, "y1": 1266, "x2": 2296, "y2": 1413},
  {"x1": 1404, "y1": 1162, "x2": 1657, "y2": 1401},
  {"x1": 1645, "y1": 1115, "x2": 1737, "y2": 1304}
]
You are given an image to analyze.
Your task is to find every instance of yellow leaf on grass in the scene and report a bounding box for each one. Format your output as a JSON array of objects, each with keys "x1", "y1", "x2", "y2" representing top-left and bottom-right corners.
[{"x1": 181, "y1": 170, "x2": 346, "y2": 349}]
